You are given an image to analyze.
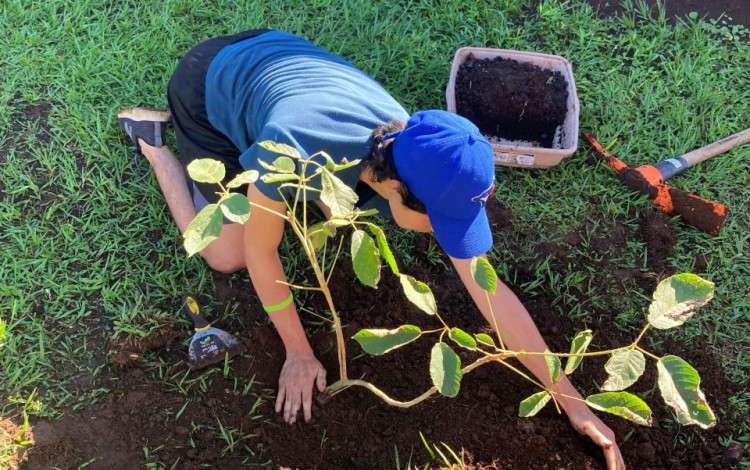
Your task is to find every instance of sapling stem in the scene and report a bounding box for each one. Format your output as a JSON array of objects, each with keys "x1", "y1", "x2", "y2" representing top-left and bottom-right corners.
[
  {"x1": 325, "y1": 355, "x2": 497, "y2": 407},
  {"x1": 248, "y1": 201, "x2": 287, "y2": 219},
  {"x1": 324, "y1": 236, "x2": 346, "y2": 286},
  {"x1": 632, "y1": 323, "x2": 651, "y2": 346},
  {"x1": 484, "y1": 290, "x2": 506, "y2": 350},
  {"x1": 274, "y1": 282, "x2": 323, "y2": 293},
  {"x1": 635, "y1": 345, "x2": 661, "y2": 361}
]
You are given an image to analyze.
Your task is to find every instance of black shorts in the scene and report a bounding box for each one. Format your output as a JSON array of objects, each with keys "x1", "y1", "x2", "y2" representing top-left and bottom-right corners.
[{"x1": 167, "y1": 29, "x2": 271, "y2": 208}]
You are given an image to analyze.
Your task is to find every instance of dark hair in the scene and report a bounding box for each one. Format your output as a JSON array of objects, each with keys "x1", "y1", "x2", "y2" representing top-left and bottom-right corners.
[{"x1": 364, "y1": 120, "x2": 427, "y2": 214}]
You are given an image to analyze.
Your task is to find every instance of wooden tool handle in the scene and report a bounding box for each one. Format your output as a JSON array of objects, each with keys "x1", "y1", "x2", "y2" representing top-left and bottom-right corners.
[{"x1": 680, "y1": 127, "x2": 750, "y2": 167}]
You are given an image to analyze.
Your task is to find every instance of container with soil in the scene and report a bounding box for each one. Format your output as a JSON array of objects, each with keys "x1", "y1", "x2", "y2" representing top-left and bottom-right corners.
[{"x1": 446, "y1": 47, "x2": 580, "y2": 168}]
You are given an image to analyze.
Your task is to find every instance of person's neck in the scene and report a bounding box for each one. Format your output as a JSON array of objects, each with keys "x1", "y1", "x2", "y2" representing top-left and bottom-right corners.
[{"x1": 359, "y1": 168, "x2": 397, "y2": 201}]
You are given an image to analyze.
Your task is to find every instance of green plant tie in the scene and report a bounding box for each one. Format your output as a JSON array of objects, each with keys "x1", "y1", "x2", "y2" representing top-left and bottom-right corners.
[{"x1": 263, "y1": 293, "x2": 294, "y2": 313}]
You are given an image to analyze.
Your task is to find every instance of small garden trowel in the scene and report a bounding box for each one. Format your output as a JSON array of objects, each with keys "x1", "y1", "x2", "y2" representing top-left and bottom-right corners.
[{"x1": 183, "y1": 296, "x2": 245, "y2": 369}]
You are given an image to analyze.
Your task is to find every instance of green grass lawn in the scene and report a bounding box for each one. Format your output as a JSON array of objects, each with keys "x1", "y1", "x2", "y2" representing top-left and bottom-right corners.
[{"x1": 1, "y1": 0, "x2": 749, "y2": 467}]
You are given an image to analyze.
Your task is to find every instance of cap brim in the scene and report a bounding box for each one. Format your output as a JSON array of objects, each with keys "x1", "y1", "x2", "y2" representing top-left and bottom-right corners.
[{"x1": 428, "y1": 207, "x2": 492, "y2": 259}]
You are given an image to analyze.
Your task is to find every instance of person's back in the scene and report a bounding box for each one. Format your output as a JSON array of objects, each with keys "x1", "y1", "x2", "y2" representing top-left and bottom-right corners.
[{"x1": 205, "y1": 30, "x2": 409, "y2": 201}]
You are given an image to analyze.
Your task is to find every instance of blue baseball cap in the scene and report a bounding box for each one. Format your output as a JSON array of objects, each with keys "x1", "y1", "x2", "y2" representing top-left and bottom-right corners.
[{"x1": 389, "y1": 110, "x2": 495, "y2": 259}]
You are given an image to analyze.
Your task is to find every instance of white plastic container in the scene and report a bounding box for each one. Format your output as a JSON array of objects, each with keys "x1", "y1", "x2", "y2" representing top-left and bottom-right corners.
[{"x1": 446, "y1": 47, "x2": 580, "y2": 169}]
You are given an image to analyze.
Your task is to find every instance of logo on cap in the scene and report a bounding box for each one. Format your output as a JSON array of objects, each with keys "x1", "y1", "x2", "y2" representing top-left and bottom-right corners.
[{"x1": 471, "y1": 182, "x2": 496, "y2": 208}]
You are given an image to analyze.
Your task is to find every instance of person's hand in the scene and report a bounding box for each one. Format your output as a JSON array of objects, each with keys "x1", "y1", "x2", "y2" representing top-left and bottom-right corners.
[
  {"x1": 275, "y1": 354, "x2": 327, "y2": 424},
  {"x1": 567, "y1": 406, "x2": 626, "y2": 470}
]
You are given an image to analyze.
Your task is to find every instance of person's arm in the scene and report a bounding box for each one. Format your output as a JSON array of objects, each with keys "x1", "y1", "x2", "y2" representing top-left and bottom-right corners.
[
  {"x1": 450, "y1": 255, "x2": 625, "y2": 470},
  {"x1": 245, "y1": 184, "x2": 326, "y2": 424}
]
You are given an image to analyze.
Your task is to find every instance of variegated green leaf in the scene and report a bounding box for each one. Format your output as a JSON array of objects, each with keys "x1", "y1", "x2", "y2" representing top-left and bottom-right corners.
[
  {"x1": 183, "y1": 204, "x2": 224, "y2": 256},
  {"x1": 369, "y1": 224, "x2": 399, "y2": 275},
  {"x1": 519, "y1": 391, "x2": 552, "y2": 417},
  {"x1": 648, "y1": 274, "x2": 714, "y2": 329},
  {"x1": 399, "y1": 275, "x2": 436, "y2": 315},
  {"x1": 226, "y1": 170, "x2": 259, "y2": 188},
  {"x1": 449, "y1": 328, "x2": 476, "y2": 350},
  {"x1": 352, "y1": 325, "x2": 421, "y2": 355},
  {"x1": 470, "y1": 257, "x2": 497, "y2": 294},
  {"x1": 334, "y1": 157, "x2": 361, "y2": 172},
  {"x1": 261, "y1": 173, "x2": 300, "y2": 184},
  {"x1": 320, "y1": 171, "x2": 358, "y2": 217},
  {"x1": 544, "y1": 350, "x2": 561, "y2": 383},
  {"x1": 602, "y1": 348, "x2": 646, "y2": 391},
  {"x1": 564, "y1": 330, "x2": 593, "y2": 375},
  {"x1": 187, "y1": 159, "x2": 226, "y2": 184},
  {"x1": 474, "y1": 333, "x2": 495, "y2": 348},
  {"x1": 220, "y1": 193, "x2": 251, "y2": 224},
  {"x1": 271, "y1": 156, "x2": 296, "y2": 173},
  {"x1": 586, "y1": 392, "x2": 653, "y2": 426},
  {"x1": 258, "y1": 140, "x2": 302, "y2": 159},
  {"x1": 657, "y1": 355, "x2": 716, "y2": 428},
  {"x1": 430, "y1": 342, "x2": 462, "y2": 397},
  {"x1": 351, "y1": 229, "x2": 380, "y2": 288}
]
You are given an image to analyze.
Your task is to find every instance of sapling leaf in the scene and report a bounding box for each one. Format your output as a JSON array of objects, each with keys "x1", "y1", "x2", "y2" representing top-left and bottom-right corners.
[
  {"x1": 430, "y1": 342, "x2": 462, "y2": 397},
  {"x1": 399, "y1": 275, "x2": 436, "y2": 315},
  {"x1": 647, "y1": 273, "x2": 714, "y2": 329},
  {"x1": 448, "y1": 328, "x2": 476, "y2": 350},
  {"x1": 544, "y1": 350, "x2": 561, "y2": 383},
  {"x1": 187, "y1": 159, "x2": 226, "y2": 184},
  {"x1": 586, "y1": 392, "x2": 653, "y2": 426},
  {"x1": 307, "y1": 221, "x2": 336, "y2": 252},
  {"x1": 354, "y1": 208, "x2": 379, "y2": 218},
  {"x1": 258, "y1": 140, "x2": 302, "y2": 159},
  {"x1": 320, "y1": 170, "x2": 358, "y2": 217},
  {"x1": 257, "y1": 159, "x2": 280, "y2": 172},
  {"x1": 220, "y1": 193, "x2": 251, "y2": 224},
  {"x1": 226, "y1": 170, "x2": 259, "y2": 188},
  {"x1": 326, "y1": 218, "x2": 352, "y2": 229},
  {"x1": 351, "y1": 229, "x2": 380, "y2": 288},
  {"x1": 470, "y1": 257, "x2": 497, "y2": 294},
  {"x1": 278, "y1": 183, "x2": 319, "y2": 193},
  {"x1": 183, "y1": 204, "x2": 224, "y2": 256},
  {"x1": 519, "y1": 391, "x2": 552, "y2": 417},
  {"x1": 657, "y1": 355, "x2": 716, "y2": 428},
  {"x1": 602, "y1": 348, "x2": 646, "y2": 391},
  {"x1": 352, "y1": 325, "x2": 421, "y2": 355},
  {"x1": 474, "y1": 333, "x2": 495, "y2": 348},
  {"x1": 368, "y1": 225, "x2": 399, "y2": 275},
  {"x1": 564, "y1": 330, "x2": 593, "y2": 375},
  {"x1": 261, "y1": 173, "x2": 300, "y2": 184},
  {"x1": 271, "y1": 156, "x2": 296, "y2": 173},
  {"x1": 334, "y1": 158, "x2": 361, "y2": 172}
]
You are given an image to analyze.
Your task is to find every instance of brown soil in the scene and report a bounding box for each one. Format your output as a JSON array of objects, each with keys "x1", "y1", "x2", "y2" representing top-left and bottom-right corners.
[
  {"x1": 17, "y1": 200, "x2": 743, "y2": 470},
  {"x1": 455, "y1": 56, "x2": 569, "y2": 148}
]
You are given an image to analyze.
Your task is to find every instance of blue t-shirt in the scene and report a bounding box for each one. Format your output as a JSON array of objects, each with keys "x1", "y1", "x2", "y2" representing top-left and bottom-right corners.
[{"x1": 204, "y1": 31, "x2": 409, "y2": 214}]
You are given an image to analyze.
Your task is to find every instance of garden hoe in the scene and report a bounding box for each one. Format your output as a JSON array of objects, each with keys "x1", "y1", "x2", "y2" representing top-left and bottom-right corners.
[
  {"x1": 183, "y1": 296, "x2": 245, "y2": 369},
  {"x1": 582, "y1": 127, "x2": 750, "y2": 236}
]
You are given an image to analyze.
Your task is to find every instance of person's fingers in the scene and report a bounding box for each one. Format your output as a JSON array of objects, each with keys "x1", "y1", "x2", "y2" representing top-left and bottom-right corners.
[
  {"x1": 275, "y1": 383, "x2": 286, "y2": 414},
  {"x1": 283, "y1": 384, "x2": 294, "y2": 423},
  {"x1": 583, "y1": 424, "x2": 624, "y2": 470},
  {"x1": 316, "y1": 366, "x2": 327, "y2": 392},
  {"x1": 302, "y1": 379, "x2": 313, "y2": 422},
  {"x1": 584, "y1": 424, "x2": 613, "y2": 448},
  {"x1": 604, "y1": 444, "x2": 626, "y2": 470}
]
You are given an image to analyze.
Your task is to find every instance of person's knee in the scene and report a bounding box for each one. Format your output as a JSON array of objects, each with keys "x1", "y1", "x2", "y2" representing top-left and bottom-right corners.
[
  {"x1": 203, "y1": 254, "x2": 244, "y2": 274},
  {"x1": 194, "y1": 223, "x2": 245, "y2": 274}
]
